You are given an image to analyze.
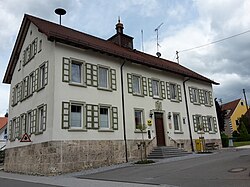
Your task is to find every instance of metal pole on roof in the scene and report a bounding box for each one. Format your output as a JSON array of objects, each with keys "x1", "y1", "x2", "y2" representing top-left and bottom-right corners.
[
  {"x1": 55, "y1": 8, "x2": 66, "y2": 25},
  {"x1": 243, "y1": 89, "x2": 249, "y2": 111}
]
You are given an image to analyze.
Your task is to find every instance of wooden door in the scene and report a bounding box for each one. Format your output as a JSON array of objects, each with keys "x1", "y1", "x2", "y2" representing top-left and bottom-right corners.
[{"x1": 154, "y1": 112, "x2": 166, "y2": 146}]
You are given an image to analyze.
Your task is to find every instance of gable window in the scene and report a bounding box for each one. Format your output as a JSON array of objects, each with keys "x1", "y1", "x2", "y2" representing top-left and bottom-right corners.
[
  {"x1": 71, "y1": 60, "x2": 84, "y2": 84},
  {"x1": 98, "y1": 66, "x2": 109, "y2": 89},
  {"x1": 134, "y1": 109, "x2": 144, "y2": 130},
  {"x1": 132, "y1": 75, "x2": 141, "y2": 95},
  {"x1": 173, "y1": 113, "x2": 182, "y2": 132},
  {"x1": 70, "y1": 104, "x2": 83, "y2": 129},
  {"x1": 99, "y1": 106, "x2": 110, "y2": 129},
  {"x1": 152, "y1": 80, "x2": 160, "y2": 97},
  {"x1": 170, "y1": 83, "x2": 178, "y2": 100}
]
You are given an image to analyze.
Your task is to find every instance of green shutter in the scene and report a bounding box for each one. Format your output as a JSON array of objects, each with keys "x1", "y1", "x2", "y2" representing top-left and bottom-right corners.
[
  {"x1": 86, "y1": 104, "x2": 93, "y2": 129},
  {"x1": 34, "y1": 68, "x2": 39, "y2": 91},
  {"x1": 86, "y1": 63, "x2": 92, "y2": 86},
  {"x1": 177, "y1": 84, "x2": 182, "y2": 102},
  {"x1": 127, "y1": 73, "x2": 133, "y2": 93},
  {"x1": 62, "y1": 57, "x2": 70, "y2": 82},
  {"x1": 166, "y1": 82, "x2": 170, "y2": 100},
  {"x1": 112, "y1": 107, "x2": 118, "y2": 130},
  {"x1": 193, "y1": 115, "x2": 198, "y2": 132},
  {"x1": 93, "y1": 105, "x2": 99, "y2": 129},
  {"x1": 160, "y1": 81, "x2": 166, "y2": 99},
  {"x1": 43, "y1": 104, "x2": 47, "y2": 131},
  {"x1": 62, "y1": 102, "x2": 70, "y2": 129},
  {"x1": 142, "y1": 77, "x2": 147, "y2": 96},
  {"x1": 189, "y1": 87, "x2": 193, "y2": 103},
  {"x1": 148, "y1": 78, "x2": 152, "y2": 97},
  {"x1": 44, "y1": 61, "x2": 48, "y2": 86},
  {"x1": 110, "y1": 69, "x2": 117, "y2": 90},
  {"x1": 209, "y1": 91, "x2": 213, "y2": 106},
  {"x1": 92, "y1": 64, "x2": 98, "y2": 87},
  {"x1": 213, "y1": 117, "x2": 218, "y2": 132},
  {"x1": 8, "y1": 120, "x2": 12, "y2": 140}
]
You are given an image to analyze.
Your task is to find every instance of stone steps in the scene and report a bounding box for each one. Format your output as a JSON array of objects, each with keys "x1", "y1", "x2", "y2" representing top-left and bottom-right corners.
[{"x1": 147, "y1": 146, "x2": 191, "y2": 159}]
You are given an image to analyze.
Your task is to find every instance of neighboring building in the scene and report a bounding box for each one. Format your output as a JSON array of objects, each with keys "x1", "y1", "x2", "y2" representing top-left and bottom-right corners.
[
  {"x1": 222, "y1": 99, "x2": 248, "y2": 136},
  {"x1": 0, "y1": 117, "x2": 8, "y2": 150},
  {"x1": 3, "y1": 14, "x2": 221, "y2": 175}
]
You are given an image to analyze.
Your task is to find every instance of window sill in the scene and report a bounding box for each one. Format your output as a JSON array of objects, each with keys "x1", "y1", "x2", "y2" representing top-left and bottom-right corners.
[
  {"x1": 170, "y1": 99, "x2": 180, "y2": 103},
  {"x1": 193, "y1": 102, "x2": 201, "y2": 106},
  {"x1": 209, "y1": 132, "x2": 216, "y2": 134},
  {"x1": 134, "y1": 130, "x2": 147, "y2": 133},
  {"x1": 132, "y1": 93, "x2": 144, "y2": 97},
  {"x1": 69, "y1": 83, "x2": 86, "y2": 87},
  {"x1": 205, "y1": 104, "x2": 211, "y2": 107},
  {"x1": 153, "y1": 96, "x2": 163, "y2": 100},
  {"x1": 197, "y1": 131, "x2": 205, "y2": 134},
  {"x1": 68, "y1": 129, "x2": 87, "y2": 132},
  {"x1": 37, "y1": 86, "x2": 45, "y2": 92},
  {"x1": 174, "y1": 131, "x2": 184, "y2": 134},
  {"x1": 35, "y1": 132, "x2": 43, "y2": 135},
  {"x1": 97, "y1": 87, "x2": 112, "y2": 92},
  {"x1": 98, "y1": 129, "x2": 114, "y2": 132}
]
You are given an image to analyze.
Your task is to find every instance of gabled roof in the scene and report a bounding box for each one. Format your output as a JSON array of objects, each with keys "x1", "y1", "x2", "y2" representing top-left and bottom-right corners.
[
  {"x1": 221, "y1": 99, "x2": 241, "y2": 118},
  {"x1": 0, "y1": 117, "x2": 8, "y2": 131},
  {"x1": 3, "y1": 14, "x2": 219, "y2": 85}
]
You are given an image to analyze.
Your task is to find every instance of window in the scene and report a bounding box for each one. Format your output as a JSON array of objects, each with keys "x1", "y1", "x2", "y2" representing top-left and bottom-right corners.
[
  {"x1": 40, "y1": 64, "x2": 46, "y2": 88},
  {"x1": 204, "y1": 90, "x2": 209, "y2": 105},
  {"x1": 99, "y1": 106, "x2": 110, "y2": 129},
  {"x1": 192, "y1": 88, "x2": 199, "y2": 103},
  {"x1": 98, "y1": 66, "x2": 109, "y2": 89},
  {"x1": 196, "y1": 115, "x2": 203, "y2": 131},
  {"x1": 22, "y1": 76, "x2": 29, "y2": 98},
  {"x1": 70, "y1": 104, "x2": 83, "y2": 129},
  {"x1": 71, "y1": 60, "x2": 83, "y2": 84},
  {"x1": 152, "y1": 80, "x2": 160, "y2": 97},
  {"x1": 29, "y1": 73, "x2": 34, "y2": 95},
  {"x1": 173, "y1": 113, "x2": 181, "y2": 132},
  {"x1": 134, "y1": 109, "x2": 144, "y2": 130},
  {"x1": 170, "y1": 83, "x2": 177, "y2": 100},
  {"x1": 207, "y1": 116, "x2": 214, "y2": 132},
  {"x1": 38, "y1": 106, "x2": 44, "y2": 132},
  {"x1": 132, "y1": 75, "x2": 141, "y2": 95}
]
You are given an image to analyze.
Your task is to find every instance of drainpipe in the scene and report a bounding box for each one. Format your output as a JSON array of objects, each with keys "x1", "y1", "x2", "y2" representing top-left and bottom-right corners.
[
  {"x1": 120, "y1": 61, "x2": 128, "y2": 162},
  {"x1": 183, "y1": 77, "x2": 195, "y2": 152}
]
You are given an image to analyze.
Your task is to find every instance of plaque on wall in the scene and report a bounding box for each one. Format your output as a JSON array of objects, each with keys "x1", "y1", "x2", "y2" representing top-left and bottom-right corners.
[{"x1": 155, "y1": 101, "x2": 162, "y2": 111}]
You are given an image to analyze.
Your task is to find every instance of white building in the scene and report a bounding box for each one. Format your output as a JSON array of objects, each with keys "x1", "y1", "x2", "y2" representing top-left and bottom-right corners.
[
  {"x1": 3, "y1": 14, "x2": 221, "y2": 175},
  {"x1": 0, "y1": 117, "x2": 8, "y2": 150}
]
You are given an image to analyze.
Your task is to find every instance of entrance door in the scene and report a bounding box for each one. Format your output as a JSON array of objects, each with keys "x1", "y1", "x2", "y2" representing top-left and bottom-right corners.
[{"x1": 154, "y1": 112, "x2": 166, "y2": 146}]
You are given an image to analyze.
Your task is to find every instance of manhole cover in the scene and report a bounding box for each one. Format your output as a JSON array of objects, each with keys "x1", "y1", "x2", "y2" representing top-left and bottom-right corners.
[{"x1": 228, "y1": 168, "x2": 247, "y2": 173}]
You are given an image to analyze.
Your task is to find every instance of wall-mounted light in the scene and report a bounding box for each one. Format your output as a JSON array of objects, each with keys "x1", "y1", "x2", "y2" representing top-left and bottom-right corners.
[
  {"x1": 168, "y1": 112, "x2": 171, "y2": 119},
  {"x1": 149, "y1": 110, "x2": 153, "y2": 118}
]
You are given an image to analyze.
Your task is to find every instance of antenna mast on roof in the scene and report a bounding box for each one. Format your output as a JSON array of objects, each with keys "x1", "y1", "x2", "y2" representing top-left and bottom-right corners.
[
  {"x1": 154, "y1": 22, "x2": 163, "y2": 57},
  {"x1": 141, "y1": 29, "x2": 144, "y2": 52},
  {"x1": 55, "y1": 8, "x2": 66, "y2": 25}
]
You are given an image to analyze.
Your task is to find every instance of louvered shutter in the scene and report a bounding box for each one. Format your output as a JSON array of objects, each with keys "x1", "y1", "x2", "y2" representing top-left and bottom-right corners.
[
  {"x1": 44, "y1": 61, "x2": 48, "y2": 86},
  {"x1": 177, "y1": 84, "x2": 182, "y2": 102},
  {"x1": 193, "y1": 115, "x2": 198, "y2": 132},
  {"x1": 43, "y1": 104, "x2": 47, "y2": 131},
  {"x1": 86, "y1": 63, "x2": 92, "y2": 86},
  {"x1": 62, "y1": 57, "x2": 70, "y2": 82},
  {"x1": 8, "y1": 120, "x2": 12, "y2": 140},
  {"x1": 160, "y1": 81, "x2": 166, "y2": 99},
  {"x1": 110, "y1": 69, "x2": 117, "y2": 90},
  {"x1": 34, "y1": 68, "x2": 39, "y2": 91},
  {"x1": 18, "y1": 82, "x2": 22, "y2": 101},
  {"x1": 213, "y1": 117, "x2": 218, "y2": 132},
  {"x1": 22, "y1": 50, "x2": 26, "y2": 65},
  {"x1": 198, "y1": 89, "x2": 203, "y2": 104},
  {"x1": 142, "y1": 77, "x2": 147, "y2": 96},
  {"x1": 92, "y1": 64, "x2": 98, "y2": 87},
  {"x1": 92, "y1": 105, "x2": 99, "y2": 129},
  {"x1": 202, "y1": 116, "x2": 207, "y2": 132},
  {"x1": 62, "y1": 102, "x2": 70, "y2": 129},
  {"x1": 16, "y1": 117, "x2": 20, "y2": 138},
  {"x1": 34, "y1": 38, "x2": 38, "y2": 55},
  {"x1": 189, "y1": 87, "x2": 193, "y2": 103},
  {"x1": 21, "y1": 114, "x2": 26, "y2": 136},
  {"x1": 112, "y1": 107, "x2": 118, "y2": 130},
  {"x1": 148, "y1": 78, "x2": 153, "y2": 97},
  {"x1": 86, "y1": 104, "x2": 93, "y2": 129},
  {"x1": 31, "y1": 109, "x2": 37, "y2": 134},
  {"x1": 209, "y1": 91, "x2": 213, "y2": 106},
  {"x1": 166, "y1": 82, "x2": 171, "y2": 100},
  {"x1": 127, "y1": 73, "x2": 133, "y2": 93}
]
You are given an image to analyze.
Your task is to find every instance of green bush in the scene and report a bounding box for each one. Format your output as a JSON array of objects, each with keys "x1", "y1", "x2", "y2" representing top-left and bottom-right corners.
[{"x1": 221, "y1": 133, "x2": 229, "y2": 147}]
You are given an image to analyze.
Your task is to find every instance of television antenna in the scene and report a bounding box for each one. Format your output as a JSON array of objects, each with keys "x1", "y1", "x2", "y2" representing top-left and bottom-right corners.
[
  {"x1": 55, "y1": 8, "x2": 66, "y2": 25},
  {"x1": 154, "y1": 22, "x2": 163, "y2": 57}
]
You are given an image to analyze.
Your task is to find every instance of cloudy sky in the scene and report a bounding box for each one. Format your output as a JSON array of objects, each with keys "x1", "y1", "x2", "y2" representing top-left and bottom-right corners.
[{"x1": 1, "y1": 0, "x2": 250, "y2": 116}]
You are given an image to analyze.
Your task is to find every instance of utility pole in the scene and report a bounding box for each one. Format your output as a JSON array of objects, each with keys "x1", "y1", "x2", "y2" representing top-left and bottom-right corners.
[{"x1": 243, "y1": 89, "x2": 249, "y2": 111}]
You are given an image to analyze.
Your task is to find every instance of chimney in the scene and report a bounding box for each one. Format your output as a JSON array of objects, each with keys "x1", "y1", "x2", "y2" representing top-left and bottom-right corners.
[{"x1": 108, "y1": 18, "x2": 134, "y2": 49}]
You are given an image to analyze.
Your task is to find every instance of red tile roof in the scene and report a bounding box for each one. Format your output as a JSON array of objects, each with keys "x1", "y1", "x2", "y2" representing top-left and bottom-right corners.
[
  {"x1": 3, "y1": 14, "x2": 219, "y2": 85},
  {"x1": 0, "y1": 117, "x2": 8, "y2": 130},
  {"x1": 221, "y1": 99, "x2": 241, "y2": 118}
]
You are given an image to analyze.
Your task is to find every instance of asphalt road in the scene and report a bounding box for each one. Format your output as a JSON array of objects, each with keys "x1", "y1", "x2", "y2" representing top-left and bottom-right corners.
[{"x1": 79, "y1": 149, "x2": 250, "y2": 187}]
